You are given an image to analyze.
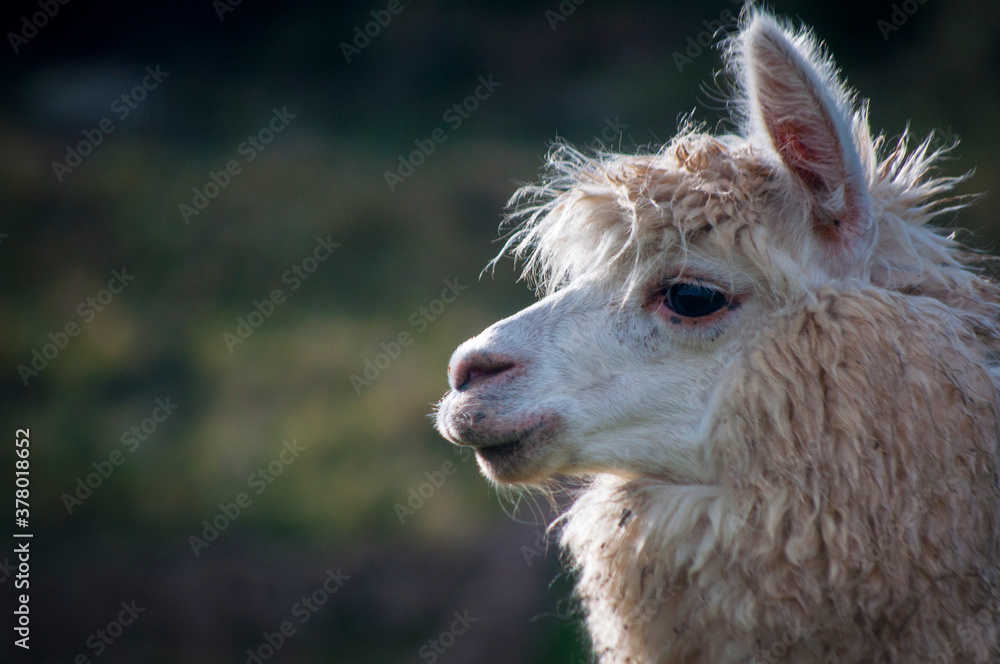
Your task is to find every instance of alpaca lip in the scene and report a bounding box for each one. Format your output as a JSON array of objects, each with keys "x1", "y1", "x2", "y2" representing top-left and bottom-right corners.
[
  {"x1": 473, "y1": 436, "x2": 537, "y2": 484},
  {"x1": 474, "y1": 438, "x2": 525, "y2": 464}
]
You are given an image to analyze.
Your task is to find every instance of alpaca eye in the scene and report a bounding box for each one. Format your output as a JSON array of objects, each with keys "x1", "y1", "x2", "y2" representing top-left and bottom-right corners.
[{"x1": 663, "y1": 283, "x2": 729, "y2": 318}]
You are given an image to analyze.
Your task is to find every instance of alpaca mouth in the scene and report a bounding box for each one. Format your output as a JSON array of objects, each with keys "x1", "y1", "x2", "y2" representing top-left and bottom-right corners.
[
  {"x1": 474, "y1": 438, "x2": 525, "y2": 465},
  {"x1": 473, "y1": 436, "x2": 535, "y2": 483},
  {"x1": 467, "y1": 419, "x2": 563, "y2": 484}
]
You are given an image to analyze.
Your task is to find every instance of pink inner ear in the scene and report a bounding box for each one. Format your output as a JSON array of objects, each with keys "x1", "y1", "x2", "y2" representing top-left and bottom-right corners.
[
  {"x1": 771, "y1": 119, "x2": 841, "y2": 193},
  {"x1": 772, "y1": 119, "x2": 866, "y2": 244}
]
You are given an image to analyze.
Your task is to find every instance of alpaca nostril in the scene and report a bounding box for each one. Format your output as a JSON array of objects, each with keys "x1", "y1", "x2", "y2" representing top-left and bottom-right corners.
[
  {"x1": 450, "y1": 354, "x2": 517, "y2": 391},
  {"x1": 466, "y1": 363, "x2": 515, "y2": 386}
]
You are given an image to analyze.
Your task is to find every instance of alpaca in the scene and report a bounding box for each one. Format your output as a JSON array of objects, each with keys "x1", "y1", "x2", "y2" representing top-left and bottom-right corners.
[{"x1": 435, "y1": 10, "x2": 1000, "y2": 663}]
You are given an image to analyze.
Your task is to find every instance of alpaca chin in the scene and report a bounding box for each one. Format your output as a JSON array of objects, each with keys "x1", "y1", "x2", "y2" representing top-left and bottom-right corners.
[{"x1": 472, "y1": 438, "x2": 540, "y2": 484}]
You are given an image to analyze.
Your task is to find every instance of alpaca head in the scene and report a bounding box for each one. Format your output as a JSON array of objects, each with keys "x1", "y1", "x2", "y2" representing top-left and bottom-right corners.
[{"x1": 435, "y1": 12, "x2": 993, "y2": 490}]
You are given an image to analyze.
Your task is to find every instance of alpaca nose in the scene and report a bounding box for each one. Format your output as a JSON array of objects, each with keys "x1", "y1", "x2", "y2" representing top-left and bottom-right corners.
[{"x1": 448, "y1": 351, "x2": 517, "y2": 391}]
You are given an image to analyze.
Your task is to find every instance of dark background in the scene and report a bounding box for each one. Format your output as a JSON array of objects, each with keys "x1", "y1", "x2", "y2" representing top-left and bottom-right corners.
[{"x1": 0, "y1": 1, "x2": 997, "y2": 662}]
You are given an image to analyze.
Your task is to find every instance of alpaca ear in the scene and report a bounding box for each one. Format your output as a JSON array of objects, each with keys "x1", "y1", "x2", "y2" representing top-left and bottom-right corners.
[{"x1": 739, "y1": 14, "x2": 872, "y2": 256}]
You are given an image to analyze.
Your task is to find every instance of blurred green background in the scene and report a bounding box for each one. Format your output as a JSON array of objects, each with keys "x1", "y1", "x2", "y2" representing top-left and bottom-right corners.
[{"x1": 0, "y1": 0, "x2": 997, "y2": 662}]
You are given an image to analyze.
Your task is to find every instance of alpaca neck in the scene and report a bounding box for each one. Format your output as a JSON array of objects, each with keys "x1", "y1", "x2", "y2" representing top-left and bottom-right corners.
[{"x1": 561, "y1": 477, "x2": 752, "y2": 663}]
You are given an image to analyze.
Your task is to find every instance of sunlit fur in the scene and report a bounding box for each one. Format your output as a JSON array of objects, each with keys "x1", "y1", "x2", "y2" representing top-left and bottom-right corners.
[{"x1": 436, "y1": 10, "x2": 1000, "y2": 663}]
